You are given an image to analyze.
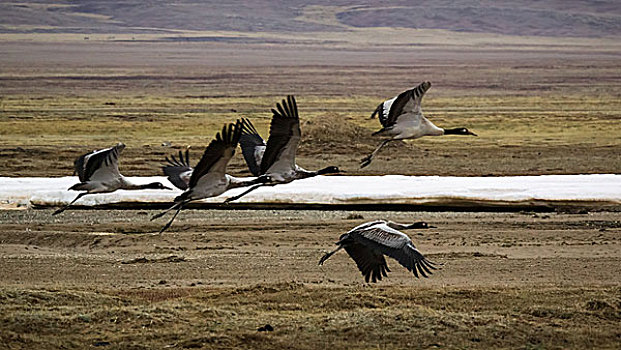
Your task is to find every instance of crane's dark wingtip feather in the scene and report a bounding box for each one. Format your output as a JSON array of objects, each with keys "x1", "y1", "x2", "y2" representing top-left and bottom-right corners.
[
  {"x1": 412, "y1": 264, "x2": 419, "y2": 278},
  {"x1": 240, "y1": 118, "x2": 260, "y2": 136},
  {"x1": 419, "y1": 260, "x2": 433, "y2": 275},
  {"x1": 232, "y1": 119, "x2": 243, "y2": 145},
  {"x1": 416, "y1": 262, "x2": 428, "y2": 278},
  {"x1": 276, "y1": 102, "x2": 287, "y2": 119},
  {"x1": 272, "y1": 96, "x2": 298, "y2": 119},
  {"x1": 289, "y1": 95, "x2": 298, "y2": 118}
]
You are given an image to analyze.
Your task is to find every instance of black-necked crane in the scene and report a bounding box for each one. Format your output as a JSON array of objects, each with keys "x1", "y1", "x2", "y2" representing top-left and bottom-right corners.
[
  {"x1": 319, "y1": 220, "x2": 440, "y2": 283},
  {"x1": 224, "y1": 96, "x2": 341, "y2": 203},
  {"x1": 161, "y1": 119, "x2": 266, "y2": 188},
  {"x1": 161, "y1": 122, "x2": 269, "y2": 190},
  {"x1": 152, "y1": 120, "x2": 269, "y2": 233},
  {"x1": 161, "y1": 149, "x2": 193, "y2": 190},
  {"x1": 52, "y1": 143, "x2": 171, "y2": 215},
  {"x1": 361, "y1": 81, "x2": 477, "y2": 168},
  {"x1": 239, "y1": 117, "x2": 266, "y2": 177}
]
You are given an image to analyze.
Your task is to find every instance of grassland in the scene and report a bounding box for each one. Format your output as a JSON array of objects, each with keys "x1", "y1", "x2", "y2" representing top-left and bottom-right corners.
[
  {"x1": 0, "y1": 35, "x2": 620, "y2": 349},
  {"x1": 2, "y1": 92, "x2": 620, "y2": 177},
  {"x1": 2, "y1": 285, "x2": 619, "y2": 349},
  {"x1": 1, "y1": 209, "x2": 620, "y2": 349},
  {"x1": 1, "y1": 41, "x2": 620, "y2": 177}
]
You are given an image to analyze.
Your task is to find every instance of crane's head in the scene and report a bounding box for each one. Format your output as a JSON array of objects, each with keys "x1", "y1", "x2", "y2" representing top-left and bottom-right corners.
[
  {"x1": 143, "y1": 182, "x2": 173, "y2": 190},
  {"x1": 444, "y1": 127, "x2": 477, "y2": 136},
  {"x1": 406, "y1": 221, "x2": 436, "y2": 229},
  {"x1": 317, "y1": 166, "x2": 342, "y2": 175},
  {"x1": 256, "y1": 174, "x2": 272, "y2": 184}
]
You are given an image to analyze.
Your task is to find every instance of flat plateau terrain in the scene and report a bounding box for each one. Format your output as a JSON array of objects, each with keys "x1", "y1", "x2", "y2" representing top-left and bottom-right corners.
[
  {"x1": 0, "y1": 33, "x2": 620, "y2": 349},
  {"x1": 1, "y1": 40, "x2": 620, "y2": 177},
  {"x1": 0, "y1": 209, "x2": 620, "y2": 349}
]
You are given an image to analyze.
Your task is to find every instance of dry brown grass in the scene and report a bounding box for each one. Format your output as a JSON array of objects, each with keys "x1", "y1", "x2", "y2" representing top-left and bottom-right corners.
[
  {"x1": 1, "y1": 209, "x2": 620, "y2": 349},
  {"x1": 1, "y1": 41, "x2": 619, "y2": 176},
  {"x1": 1, "y1": 285, "x2": 620, "y2": 349},
  {"x1": 0, "y1": 39, "x2": 620, "y2": 349},
  {"x1": 1, "y1": 91, "x2": 619, "y2": 177}
]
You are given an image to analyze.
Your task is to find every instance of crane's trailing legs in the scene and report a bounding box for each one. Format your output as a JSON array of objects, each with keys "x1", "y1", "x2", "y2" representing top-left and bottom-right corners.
[
  {"x1": 151, "y1": 201, "x2": 184, "y2": 221},
  {"x1": 157, "y1": 203, "x2": 186, "y2": 234},
  {"x1": 318, "y1": 245, "x2": 344, "y2": 265},
  {"x1": 224, "y1": 183, "x2": 267, "y2": 203},
  {"x1": 52, "y1": 192, "x2": 88, "y2": 216},
  {"x1": 360, "y1": 139, "x2": 393, "y2": 168},
  {"x1": 151, "y1": 200, "x2": 190, "y2": 234}
]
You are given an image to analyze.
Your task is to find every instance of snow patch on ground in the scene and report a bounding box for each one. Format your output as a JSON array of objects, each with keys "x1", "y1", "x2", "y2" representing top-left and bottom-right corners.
[{"x1": 0, "y1": 174, "x2": 618, "y2": 208}]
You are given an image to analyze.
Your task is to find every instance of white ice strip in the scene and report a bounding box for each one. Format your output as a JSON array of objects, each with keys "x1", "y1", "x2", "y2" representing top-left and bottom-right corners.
[{"x1": 0, "y1": 174, "x2": 619, "y2": 207}]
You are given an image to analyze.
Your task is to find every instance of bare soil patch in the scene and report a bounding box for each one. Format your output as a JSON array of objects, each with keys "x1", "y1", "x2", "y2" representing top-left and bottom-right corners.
[{"x1": 0, "y1": 209, "x2": 620, "y2": 349}]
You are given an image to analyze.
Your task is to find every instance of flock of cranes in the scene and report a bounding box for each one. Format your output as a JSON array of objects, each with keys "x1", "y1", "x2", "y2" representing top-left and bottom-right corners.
[{"x1": 53, "y1": 82, "x2": 476, "y2": 283}]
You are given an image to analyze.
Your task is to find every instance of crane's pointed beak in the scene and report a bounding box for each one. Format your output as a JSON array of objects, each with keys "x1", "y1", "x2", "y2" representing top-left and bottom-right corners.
[
  {"x1": 163, "y1": 185, "x2": 173, "y2": 190},
  {"x1": 469, "y1": 131, "x2": 478, "y2": 136},
  {"x1": 428, "y1": 225, "x2": 437, "y2": 228}
]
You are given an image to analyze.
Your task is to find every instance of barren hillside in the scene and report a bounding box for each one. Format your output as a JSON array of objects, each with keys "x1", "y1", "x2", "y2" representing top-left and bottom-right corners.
[{"x1": 1, "y1": 0, "x2": 619, "y2": 37}]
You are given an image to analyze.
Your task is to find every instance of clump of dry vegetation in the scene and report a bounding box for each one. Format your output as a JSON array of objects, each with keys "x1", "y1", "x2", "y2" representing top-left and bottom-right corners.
[{"x1": 299, "y1": 114, "x2": 375, "y2": 154}]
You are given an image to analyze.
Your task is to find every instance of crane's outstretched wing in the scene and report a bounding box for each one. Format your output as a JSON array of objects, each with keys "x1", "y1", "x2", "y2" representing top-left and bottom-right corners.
[
  {"x1": 380, "y1": 81, "x2": 431, "y2": 128},
  {"x1": 350, "y1": 222, "x2": 438, "y2": 279},
  {"x1": 188, "y1": 120, "x2": 241, "y2": 189},
  {"x1": 344, "y1": 241, "x2": 390, "y2": 283},
  {"x1": 259, "y1": 95, "x2": 301, "y2": 175},
  {"x1": 74, "y1": 143, "x2": 124, "y2": 182},
  {"x1": 162, "y1": 149, "x2": 193, "y2": 190},
  {"x1": 239, "y1": 118, "x2": 266, "y2": 176}
]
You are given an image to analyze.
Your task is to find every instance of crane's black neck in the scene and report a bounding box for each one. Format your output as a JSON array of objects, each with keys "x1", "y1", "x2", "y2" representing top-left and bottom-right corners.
[
  {"x1": 315, "y1": 166, "x2": 340, "y2": 176},
  {"x1": 444, "y1": 128, "x2": 464, "y2": 135},
  {"x1": 443, "y1": 127, "x2": 476, "y2": 136},
  {"x1": 122, "y1": 181, "x2": 167, "y2": 190},
  {"x1": 139, "y1": 182, "x2": 166, "y2": 190},
  {"x1": 405, "y1": 221, "x2": 434, "y2": 229}
]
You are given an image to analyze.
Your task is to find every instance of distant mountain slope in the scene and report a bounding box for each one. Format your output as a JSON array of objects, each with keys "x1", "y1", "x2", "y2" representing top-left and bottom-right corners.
[
  {"x1": 337, "y1": 2, "x2": 621, "y2": 37},
  {"x1": 1, "y1": 0, "x2": 619, "y2": 37}
]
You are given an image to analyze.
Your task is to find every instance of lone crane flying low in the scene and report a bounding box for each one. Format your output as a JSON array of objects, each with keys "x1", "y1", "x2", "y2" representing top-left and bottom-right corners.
[{"x1": 319, "y1": 220, "x2": 440, "y2": 283}]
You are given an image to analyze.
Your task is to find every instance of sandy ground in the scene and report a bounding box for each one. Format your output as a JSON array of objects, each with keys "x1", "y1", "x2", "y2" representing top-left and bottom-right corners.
[{"x1": 1, "y1": 208, "x2": 619, "y2": 349}]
